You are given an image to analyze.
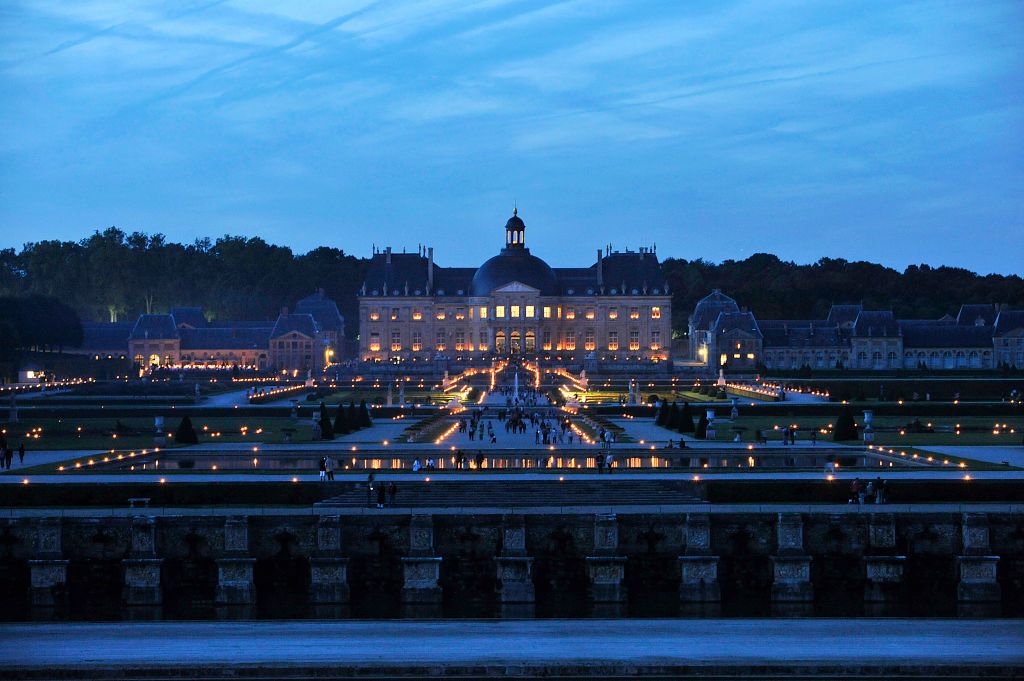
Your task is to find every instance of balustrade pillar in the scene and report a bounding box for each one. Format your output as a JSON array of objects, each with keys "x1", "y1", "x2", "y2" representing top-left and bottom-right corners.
[
  {"x1": 123, "y1": 516, "x2": 163, "y2": 606},
  {"x1": 679, "y1": 513, "x2": 719, "y2": 602},
  {"x1": 771, "y1": 513, "x2": 813, "y2": 602},
  {"x1": 401, "y1": 514, "x2": 442, "y2": 603},
  {"x1": 958, "y1": 513, "x2": 1000, "y2": 602},
  {"x1": 216, "y1": 516, "x2": 255, "y2": 605},
  {"x1": 586, "y1": 513, "x2": 627, "y2": 603},
  {"x1": 496, "y1": 514, "x2": 534, "y2": 604},
  {"x1": 864, "y1": 514, "x2": 905, "y2": 603},
  {"x1": 28, "y1": 519, "x2": 67, "y2": 608},
  {"x1": 310, "y1": 515, "x2": 349, "y2": 604}
]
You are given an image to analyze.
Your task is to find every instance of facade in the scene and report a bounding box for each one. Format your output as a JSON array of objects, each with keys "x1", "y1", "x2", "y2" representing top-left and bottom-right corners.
[
  {"x1": 688, "y1": 291, "x2": 1024, "y2": 372},
  {"x1": 80, "y1": 290, "x2": 345, "y2": 373},
  {"x1": 357, "y1": 210, "x2": 673, "y2": 370}
]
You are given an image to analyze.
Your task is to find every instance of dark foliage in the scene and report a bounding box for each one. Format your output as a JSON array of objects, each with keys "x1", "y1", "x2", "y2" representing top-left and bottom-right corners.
[
  {"x1": 358, "y1": 399, "x2": 372, "y2": 428},
  {"x1": 174, "y1": 416, "x2": 199, "y2": 445},
  {"x1": 695, "y1": 411, "x2": 709, "y2": 439},
  {"x1": 318, "y1": 401, "x2": 334, "y2": 440},
  {"x1": 833, "y1": 406, "x2": 860, "y2": 441},
  {"x1": 333, "y1": 403, "x2": 350, "y2": 435},
  {"x1": 679, "y1": 401, "x2": 695, "y2": 433}
]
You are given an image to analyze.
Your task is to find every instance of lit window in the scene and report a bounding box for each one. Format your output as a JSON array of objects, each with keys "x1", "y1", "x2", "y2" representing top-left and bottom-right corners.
[
  {"x1": 584, "y1": 329, "x2": 595, "y2": 351},
  {"x1": 650, "y1": 330, "x2": 661, "y2": 350},
  {"x1": 746, "y1": 353, "x2": 755, "y2": 360},
  {"x1": 391, "y1": 332, "x2": 402, "y2": 352},
  {"x1": 543, "y1": 306, "x2": 552, "y2": 319},
  {"x1": 736, "y1": 342, "x2": 741, "y2": 350},
  {"x1": 525, "y1": 305, "x2": 535, "y2": 318},
  {"x1": 720, "y1": 353, "x2": 727, "y2": 365},
  {"x1": 651, "y1": 306, "x2": 661, "y2": 319},
  {"x1": 455, "y1": 331, "x2": 465, "y2": 351},
  {"x1": 369, "y1": 310, "x2": 380, "y2": 321},
  {"x1": 608, "y1": 331, "x2": 619, "y2": 351},
  {"x1": 511, "y1": 305, "x2": 521, "y2": 318},
  {"x1": 436, "y1": 310, "x2": 446, "y2": 320},
  {"x1": 629, "y1": 307, "x2": 640, "y2": 320},
  {"x1": 455, "y1": 307, "x2": 465, "y2": 320},
  {"x1": 585, "y1": 308, "x2": 595, "y2": 320},
  {"x1": 391, "y1": 308, "x2": 399, "y2": 321},
  {"x1": 412, "y1": 332, "x2": 422, "y2": 352},
  {"x1": 629, "y1": 330, "x2": 640, "y2": 351},
  {"x1": 369, "y1": 333, "x2": 381, "y2": 352},
  {"x1": 412, "y1": 309, "x2": 423, "y2": 321},
  {"x1": 542, "y1": 331, "x2": 552, "y2": 351},
  {"x1": 496, "y1": 305, "x2": 505, "y2": 318},
  {"x1": 733, "y1": 353, "x2": 740, "y2": 359},
  {"x1": 436, "y1": 332, "x2": 446, "y2": 352},
  {"x1": 608, "y1": 308, "x2": 618, "y2": 320},
  {"x1": 479, "y1": 306, "x2": 488, "y2": 319},
  {"x1": 565, "y1": 308, "x2": 576, "y2": 320},
  {"x1": 564, "y1": 330, "x2": 576, "y2": 351},
  {"x1": 479, "y1": 330, "x2": 489, "y2": 351}
]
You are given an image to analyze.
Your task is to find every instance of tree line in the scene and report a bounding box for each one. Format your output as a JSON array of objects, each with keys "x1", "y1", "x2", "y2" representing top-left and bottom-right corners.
[{"x1": 2, "y1": 229, "x2": 1022, "y2": 338}]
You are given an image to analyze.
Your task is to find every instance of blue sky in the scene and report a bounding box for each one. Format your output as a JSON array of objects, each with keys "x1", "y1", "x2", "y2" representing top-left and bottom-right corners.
[{"x1": 1, "y1": 0, "x2": 1022, "y2": 273}]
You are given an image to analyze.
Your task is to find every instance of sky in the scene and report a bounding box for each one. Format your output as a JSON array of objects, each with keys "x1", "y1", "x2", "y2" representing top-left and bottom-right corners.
[{"x1": 0, "y1": 0, "x2": 1022, "y2": 274}]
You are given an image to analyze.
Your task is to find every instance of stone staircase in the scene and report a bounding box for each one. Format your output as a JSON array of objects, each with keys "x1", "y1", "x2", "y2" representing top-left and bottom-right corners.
[{"x1": 316, "y1": 478, "x2": 704, "y2": 508}]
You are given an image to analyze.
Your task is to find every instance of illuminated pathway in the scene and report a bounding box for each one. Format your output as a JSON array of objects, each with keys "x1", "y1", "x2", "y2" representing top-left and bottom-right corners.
[{"x1": 0, "y1": 619, "x2": 1019, "y2": 675}]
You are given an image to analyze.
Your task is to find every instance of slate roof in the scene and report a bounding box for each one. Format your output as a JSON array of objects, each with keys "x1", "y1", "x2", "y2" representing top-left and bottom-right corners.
[
  {"x1": 853, "y1": 311, "x2": 900, "y2": 337},
  {"x1": 826, "y1": 304, "x2": 863, "y2": 326},
  {"x1": 994, "y1": 310, "x2": 1024, "y2": 336},
  {"x1": 295, "y1": 290, "x2": 344, "y2": 334},
  {"x1": 900, "y1": 322, "x2": 993, "y2": 348},
  {"x1": 170, "y1": 307, "x2": 206, "y2": 328},
  {"x1": 712, "y1": 312, "x2": 762, "y2": 338},
  {"x1": 690, "y1": 290, "x2": 740, "y2": 331},
  {"x1": 957, "y1": 304, "x2": 998, "y2": 326},
  {"x1": 129, "y1": 314, "x2": 179, "y2": 341},
  {"x1": 78, "y1": 322, "x2": 132, "y2": 352},
  {"x1": 180, "y1": 326, "x2": 272, "y2": 350},
  {"x1": 270, "y1": 314, "x2": 319, "y2": 339},
  {"x1": 598, "y1": 251, "x2": 667, "y2": 295},
  {"x1": 760, "y1": 321, "x2": 844, "y2": 348}
]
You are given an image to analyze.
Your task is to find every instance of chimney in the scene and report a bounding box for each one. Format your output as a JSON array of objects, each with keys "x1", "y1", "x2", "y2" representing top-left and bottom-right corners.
[
  {"x1": 427, "y1": 247, "x2": 434, "y2": 292},
  {"x1": 596, "y1": 249, "x2": 603, "y2": 287},
  {"x1": 385, "y1": 246, "x2": 392, "y2": 265}
]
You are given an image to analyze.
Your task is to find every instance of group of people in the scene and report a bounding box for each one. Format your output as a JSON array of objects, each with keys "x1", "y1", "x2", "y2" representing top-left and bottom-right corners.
[
  {"x1": 850, "y1": 477, "x2": 887, "y2": 504},
  {"x1": 0, "y1": 434, "x2": 24, "y2": 470},
  {"x1": 458, "y1": 409, "x2": 496, "y2": 443},
  {"x1": 365, "y1": 473, "x2": 398, "y2": 508}
]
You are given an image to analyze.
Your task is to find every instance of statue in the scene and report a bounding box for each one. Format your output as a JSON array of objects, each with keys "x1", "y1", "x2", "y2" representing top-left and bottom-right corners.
[{"x1": 716, "y1": 368, "x2": 726, "y2": 387}]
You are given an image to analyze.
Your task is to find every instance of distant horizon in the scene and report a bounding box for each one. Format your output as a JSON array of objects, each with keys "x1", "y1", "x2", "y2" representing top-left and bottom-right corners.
[{"x1": 1, "y1": 221, "x2": 1020, "y2": 278}]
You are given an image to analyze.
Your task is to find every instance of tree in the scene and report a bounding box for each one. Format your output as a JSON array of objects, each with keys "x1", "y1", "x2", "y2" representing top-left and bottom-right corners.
[
  {"x1": 679, "y1": 401, "x2": 695, "y2": 433},
  {"x1": 655, "y1": 401, "x2": 669, "y2": 427},
  {"x1": 833, "y1": 406, "x2": 859, "y2": 441},
  {"x1": 333, "y1": 403, "x2": 350, "y2": 435},
  {"x1": 695, "y1": 411, "x2": 709, "y2": 439},
  {"x1": 319, "y1": 401, "x2": 334, "y2": 439},
  {"x1": 358, "y1": 399, "x2": 372, "y2": 428},
  {"x1": 174, "y1": 416, "x2": 199, "y2": 445},
  {"x1": 347, "y1": 401, "x2": 360, "y2": 432}
]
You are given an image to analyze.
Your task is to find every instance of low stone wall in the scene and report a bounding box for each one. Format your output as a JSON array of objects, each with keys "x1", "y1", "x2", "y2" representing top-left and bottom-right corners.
[{"x1": 0, "y1": 508, "x2": 1020, "y2": 616}]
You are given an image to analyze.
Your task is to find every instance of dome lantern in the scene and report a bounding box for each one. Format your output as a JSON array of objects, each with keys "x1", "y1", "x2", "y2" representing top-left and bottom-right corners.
[{"x1": 505, "y1": 207, "x2": 526, "y2": 249}]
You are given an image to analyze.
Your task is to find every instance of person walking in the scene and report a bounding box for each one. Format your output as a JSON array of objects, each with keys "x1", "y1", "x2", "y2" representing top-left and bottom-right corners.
[
  {"x1": 366, "y1": 472, "x2": 376, "y2": 507},
  {"x1": 326, "y1": 456, "x2": 334, "y2": 481},
  {"x1": 874, "y1": 477, "x2": 885, "y2": 504},
  {"x1": 376, "y1": 481, "x2": 386, "y2": 509},
  {"x1": 596, "y1": 455, "x2": 605, "y2": 474},
  {"x1": 3, "y1": 446, "x2": 12, "y2": 470},
  {"x1": 318, "y1": 456, "x2": 327, "y2": 482},
  {"x1": 387, "y1": 481, "x2": 397, "y2": 507},
  {"x1": 17, "y1": 443, "x2": 25, "y2": 465},
  {"x1": 604, "y1": 452, "x2": 614, "y2": 473}
]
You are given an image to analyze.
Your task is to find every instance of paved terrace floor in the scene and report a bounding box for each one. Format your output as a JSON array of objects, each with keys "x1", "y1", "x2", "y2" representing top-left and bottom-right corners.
[{"x1": 0, "y1": 620, "x2": 1019, "y2": 677}]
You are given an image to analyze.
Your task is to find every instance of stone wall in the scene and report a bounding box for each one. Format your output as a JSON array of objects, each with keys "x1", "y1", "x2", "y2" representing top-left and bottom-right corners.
[{"x1": 0, "y1": 510, "x2": 1020, "y2": 617}]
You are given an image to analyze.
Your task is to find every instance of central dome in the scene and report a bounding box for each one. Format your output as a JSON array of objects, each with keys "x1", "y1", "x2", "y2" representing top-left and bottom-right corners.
[{"x1": 471, "y1": 249, "x2": 558, "y2": 296}]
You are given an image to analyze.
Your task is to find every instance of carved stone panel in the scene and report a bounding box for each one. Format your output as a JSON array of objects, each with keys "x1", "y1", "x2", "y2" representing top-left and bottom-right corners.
[
  {"x1": 685, "y1": 514, "x2": 711, "y2": 556},
  {"x1": 223, "y1": 517, "x2": 250, "y2": 555}
]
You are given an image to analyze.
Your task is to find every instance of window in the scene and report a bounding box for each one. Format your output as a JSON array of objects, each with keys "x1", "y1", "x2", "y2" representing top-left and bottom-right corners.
[
  {"x1": 608, "y1": 307, "x2": 618, "y2": 320},
  {"x1": 411, "y1": 332, "x2": 422, "y2": 352},
  {"x1": 390, "y1": 308, "x2": 399, "y2": 321},
  {"x1": 479, "y1": 306, "x2": 488, "y2": 319},
  {"x1": 629, "y1": 307, "x2": 640, "y2": 320},
  {"x1": 584, "y1": 328, "x2": 596, "y2": 351},
  {"x1": 608, "y1": 331, "x2": 619, "y2": 351},
  {"x1": 511, "y1": 305, "x2": 521, "y2": 318},
  {"x1": 412, "y1": 309, "x2": 423, "y2": 321},
  {"x1": 525, "y1": 330, "x2": 536, "y2": 352},
  {"x1": 369, "y1": 333, "x2": 381, "y2": 352},
  {"x1": 650, "y1": 330, "x2": 661, "y2": 350},
  {"x1": 585, "y1": 308, "x2": 595, "y2": 320},
  {"x1": 436, "y1": 309, "x2": 446, "y2": 320},
  {"x1": 455, "y1": 331, "x2": 465, "y2": 351},
  {"x1": 629, "y1": 330, "x2": 640, "y2": 351},
  {"x1": 733, "y1": 353, "x2": 741, "y2": 359},
  {"x1": 496, "y1": 305, "x2": 506, "y2": 318},
  {"x1": 565, "y1": 308, "x2": 576, "y2": 320},
  {"x1": 479, "y1": 330, "x2": 489, "y2": 352},
  {"x1": 510, "y1": 331, "x2": 521, "y2": 353},
  {"x1": 455, "y1": 307, "x2": 465, "y2": 320},
  {"x1": 543, "y1": 306, "x2": 552, "y2": 319},
  {"x1": 525, "y1": 305, "x2": 535, "y2": 318},
  {"x1": 495, "y1": 331, "x2": 507, "y2": 353},
  {"x1": 746, "y1": 352, "x2": 755, "y2": 360},
  {"x1": 390, "y1": 332, "x2": 402, "y2": 352},
  {"x1": 651, "y1": 306, "x2": 661, "y2": 319},
  {"x1": 436, "y1": 332, "x2": 446, "y2": 352},
  {"x1": 369, "y1": 310, "x2": 380, "y2": 321},
  {"x1": 542, "y1": 330, "x2": 552, "y2": 351},
  {"x1": 564, "y1": 330, "x2": 576, "y2": 351}
]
